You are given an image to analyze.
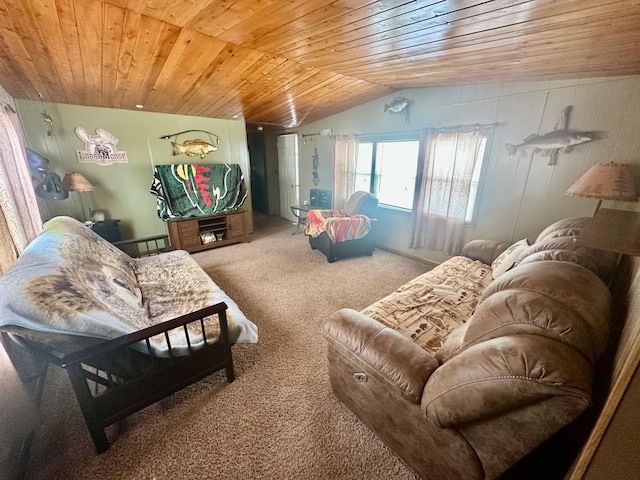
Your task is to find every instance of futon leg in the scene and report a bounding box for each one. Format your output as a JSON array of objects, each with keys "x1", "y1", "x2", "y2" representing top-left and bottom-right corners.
[
  {"x1": 218, "y1": 311, "x2": 236, "y2": 383},
  {"x1": 66, "y1": 364, "x2": 110, "y2": 453}
]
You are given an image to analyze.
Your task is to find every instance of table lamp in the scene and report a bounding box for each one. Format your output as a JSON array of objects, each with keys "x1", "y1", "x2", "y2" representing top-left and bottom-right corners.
[
  {"x1": 62, "y1": 172, "x2": 94, "y2": 222},
  {"x1": 566, "y1": 162, "x2": 638, "y2": 215}
]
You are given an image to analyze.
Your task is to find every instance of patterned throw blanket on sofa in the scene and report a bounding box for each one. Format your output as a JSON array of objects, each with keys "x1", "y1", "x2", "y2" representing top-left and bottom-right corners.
[
  {"x1": 361, "y1": 256, "x2": 493, "y2": 354},
  {"x1": 150, "y1": 163, "x2": 247, "y2": 220},
  {"x1": 305, "y1": 209, "x2": 371, "y2": 243},
  {"x1": 0, "y1": 217, "x2": 258, "y2": 357}
]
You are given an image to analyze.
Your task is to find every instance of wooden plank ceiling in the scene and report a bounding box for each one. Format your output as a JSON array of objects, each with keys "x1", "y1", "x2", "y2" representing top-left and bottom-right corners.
[{"x1": 0, "y1": 0, "x2": 639, "y2": 128}]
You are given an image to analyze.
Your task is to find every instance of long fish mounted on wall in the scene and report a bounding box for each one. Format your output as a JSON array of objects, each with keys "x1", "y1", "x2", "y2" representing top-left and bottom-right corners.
[{"x1": 505, "y1": 106, "x2": 599, "y2": 165}]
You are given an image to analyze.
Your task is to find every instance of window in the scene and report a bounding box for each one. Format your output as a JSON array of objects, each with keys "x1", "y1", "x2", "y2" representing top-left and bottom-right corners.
[
  {"x1": 352, "y1": 129, "x2": 489, "y2": 222},
  {"x1": 355, "y1": 137, "x2": 420, "y2": 209}
]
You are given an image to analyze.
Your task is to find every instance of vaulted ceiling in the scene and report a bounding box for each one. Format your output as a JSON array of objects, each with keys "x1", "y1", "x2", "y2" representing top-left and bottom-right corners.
[{"x1": 1, "y1": 0, "x2": 639, "y2": 128}]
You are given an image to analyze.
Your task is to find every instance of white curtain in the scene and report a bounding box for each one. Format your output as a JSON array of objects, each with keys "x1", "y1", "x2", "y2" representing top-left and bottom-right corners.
[
  {"x1": 0, "y1": 104, "x2": 42, "y2": 273},
  {"x1": 332, "y1": 136, "x2": 358, "y2": 209},
  {"x1": 411, "y1": 127, "x2": 490, "y2": 255}
]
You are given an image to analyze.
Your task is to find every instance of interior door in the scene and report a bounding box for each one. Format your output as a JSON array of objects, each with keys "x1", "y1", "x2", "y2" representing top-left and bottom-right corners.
[
  {"x1": 277, "y1": 133, "x2": 300, "y2": 222},
  {"x1": 247, "y1": 130, "x2": 269, "y2": 214}
]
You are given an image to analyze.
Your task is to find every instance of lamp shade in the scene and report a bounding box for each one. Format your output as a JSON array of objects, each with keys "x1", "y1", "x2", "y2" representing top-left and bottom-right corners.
[
  {"x1": 62, "y1": 172, "x2": 94, "y2": 192},
  {"x1": 566, "y1": 162, "x2": 638, "y2": 201}
]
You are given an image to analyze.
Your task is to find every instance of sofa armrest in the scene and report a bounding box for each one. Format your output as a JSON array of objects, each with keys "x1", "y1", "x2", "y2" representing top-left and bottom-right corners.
[
  {"x1": 461, "y1": 239, "x2": 510, "y2": 265},
  {"x1": 322, "y1": 308, "x2": 438, "y2": 403}
]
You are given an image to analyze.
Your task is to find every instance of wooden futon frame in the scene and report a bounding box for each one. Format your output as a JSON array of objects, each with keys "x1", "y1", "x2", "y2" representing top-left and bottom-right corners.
[
  {"x1": 2, "y1": 234, "x2": 235, "y2": 459},
  {"x1": 3, "y1": 302, "x2": 234, "y2": 455}
]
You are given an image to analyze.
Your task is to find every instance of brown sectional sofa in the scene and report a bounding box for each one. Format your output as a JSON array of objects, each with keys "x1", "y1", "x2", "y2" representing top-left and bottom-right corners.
[{"x1": 322, "y1": 217, "x2": 619, "y2": 479}]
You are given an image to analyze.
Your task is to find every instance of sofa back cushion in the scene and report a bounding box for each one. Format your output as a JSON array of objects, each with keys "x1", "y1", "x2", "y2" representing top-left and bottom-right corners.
[
  {"x1": 423, "y1": 334, "x2": 593, "y2": 428},
  {"x1": 438, "y1": 217, "x2": 616, "y2": 364},
  {"x1": 533, "y1": 216, "x2": 591, "y2": 242},
  {"x1": 515, "y1": 217, "x2": 619, "y2": 284},
  {"x1": 423, "y1": 258, "x2": 611, "y2": 459},
  {"x1": 437, "y1": 261, "x2": 612, "y2": 365}
]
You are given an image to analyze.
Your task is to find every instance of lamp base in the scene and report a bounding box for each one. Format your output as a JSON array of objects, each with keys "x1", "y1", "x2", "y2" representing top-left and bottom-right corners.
[{"x1": 76, "y1": 192, "x2": 90, "y2": 222}]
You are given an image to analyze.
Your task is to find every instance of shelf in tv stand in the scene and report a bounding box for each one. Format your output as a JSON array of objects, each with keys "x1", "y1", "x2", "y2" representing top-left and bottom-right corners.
[{"x1": 167, "y1": 211, "x2": 247, "y2": 253}]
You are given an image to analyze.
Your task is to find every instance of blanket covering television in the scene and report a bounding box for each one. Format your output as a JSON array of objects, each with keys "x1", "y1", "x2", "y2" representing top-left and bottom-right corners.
[{"x1": 151, "y1": 163, "x2": 247, "y2": 220}]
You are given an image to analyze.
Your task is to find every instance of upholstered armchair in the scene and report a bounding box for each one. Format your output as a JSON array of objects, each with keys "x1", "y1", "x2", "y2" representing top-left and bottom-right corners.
[{"x1": 305, "y1": 191, "x2": 378, "y2": 262}]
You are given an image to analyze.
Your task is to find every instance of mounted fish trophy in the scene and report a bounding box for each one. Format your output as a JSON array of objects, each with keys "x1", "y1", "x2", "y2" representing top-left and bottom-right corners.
[
  {"x1": 384, "y1": 96, "x2": 410, "y2": 123},
  {"x1": 27, "y1": 149, "x2": 68, "y2": 200},
  {"x1": 505, "y1": 106, "x2": 597, "y2": 165},
  {"x1": 159, "y1": 130, "x2": 221, "y2": 159}
]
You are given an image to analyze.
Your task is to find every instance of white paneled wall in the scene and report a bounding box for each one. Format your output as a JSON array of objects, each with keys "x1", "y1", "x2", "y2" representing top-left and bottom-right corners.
[{"x1": 297, "y1": 76, "x2": 640, "y2": 263}]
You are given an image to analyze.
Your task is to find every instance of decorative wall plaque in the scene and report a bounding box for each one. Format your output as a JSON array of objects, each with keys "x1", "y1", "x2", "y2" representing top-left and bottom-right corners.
[{"x1": 75, "y1": 127, "x2": 128, "y2": 166}]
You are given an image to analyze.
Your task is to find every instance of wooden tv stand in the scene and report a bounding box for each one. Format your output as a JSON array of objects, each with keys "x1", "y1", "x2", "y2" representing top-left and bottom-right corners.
[{"x1": 167, "y1": 211, "x2": 247, "y2": 253}]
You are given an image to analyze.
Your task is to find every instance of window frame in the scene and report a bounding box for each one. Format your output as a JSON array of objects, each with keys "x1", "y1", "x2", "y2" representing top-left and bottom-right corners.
[
  {"x1": 354, "y1": 129, "x2": 491, "y2": 224},
  {"x1": 356, "y1": 131, "x2": 421, "y2": 211}
]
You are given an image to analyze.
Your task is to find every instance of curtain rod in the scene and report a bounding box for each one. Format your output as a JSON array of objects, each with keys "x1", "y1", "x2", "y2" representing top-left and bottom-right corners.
[
  {"x1": 301, "y1": 129, "x2": 332, "y2": 139},
  {"x1": 354, "y1": 130, "x2": 420, "y2": 141},
  {"x1": 332, "y1": 122, "x2": 498, "y2": 139},
  {"x1": 1, "y1": 102, "x2": 16, "y2": 114},
  {"x1": 429, "y1": 121, "x2": 499, "y2": 134}
]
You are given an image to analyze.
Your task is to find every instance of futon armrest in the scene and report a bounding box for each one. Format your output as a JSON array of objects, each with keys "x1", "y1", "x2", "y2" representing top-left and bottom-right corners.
[
  {"x1": 323, "y1": 308, "x2": 438, "y2": 403},
  {"x1": 113, "y1": 234, "x2": 172, "y2": 257},
  {"x1": 60, "y1": 302, "x2": 229, "y2": 368},
  {"x1": 460, "y1": 239, "x2": 510, "y2": 265}
]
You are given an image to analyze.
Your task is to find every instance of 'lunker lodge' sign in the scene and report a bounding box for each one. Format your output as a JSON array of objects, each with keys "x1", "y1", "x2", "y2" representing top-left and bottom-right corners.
[{"x1": 75, "y1": 127, "x2": 128, "y2": 166}]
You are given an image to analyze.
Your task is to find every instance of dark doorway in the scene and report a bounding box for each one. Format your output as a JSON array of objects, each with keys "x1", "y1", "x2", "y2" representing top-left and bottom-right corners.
[{"x1": 247, "y1": 129, "x2": 269, "y2": 214}]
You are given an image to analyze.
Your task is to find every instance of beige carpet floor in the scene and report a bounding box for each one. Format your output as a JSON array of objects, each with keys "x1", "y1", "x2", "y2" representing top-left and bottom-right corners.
[{"x1": 22, "y1": 215, "x2": 431, "y2": 479}]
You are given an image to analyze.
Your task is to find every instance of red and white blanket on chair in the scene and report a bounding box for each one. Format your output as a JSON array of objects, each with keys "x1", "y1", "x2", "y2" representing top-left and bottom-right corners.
[{"x1": 305, "y1": 209, "x2": 371, "y2": 243}]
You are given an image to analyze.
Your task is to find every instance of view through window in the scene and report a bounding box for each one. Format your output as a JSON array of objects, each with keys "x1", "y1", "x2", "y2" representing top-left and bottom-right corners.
[
  {"x1": 355, "y1": 133, "x2": 487, "y2": 222},
  {"x1": 356, "y1": 139, "x2": 419, "y2": 209}
]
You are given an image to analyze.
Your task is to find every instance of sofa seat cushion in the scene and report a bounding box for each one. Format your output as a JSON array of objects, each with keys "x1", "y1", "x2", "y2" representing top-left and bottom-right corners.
[{"x1": 361, "y1": 256, "x2": 493, "y2": 355}]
